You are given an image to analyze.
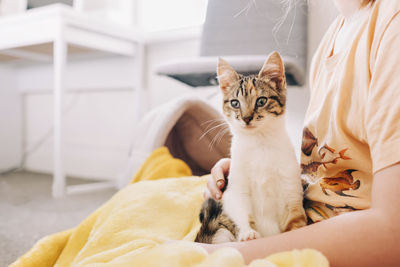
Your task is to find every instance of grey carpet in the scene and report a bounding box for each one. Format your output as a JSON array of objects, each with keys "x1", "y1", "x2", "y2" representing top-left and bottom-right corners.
[{"x1": 0, "y1": 171, "x2": 117, "y2": 267}]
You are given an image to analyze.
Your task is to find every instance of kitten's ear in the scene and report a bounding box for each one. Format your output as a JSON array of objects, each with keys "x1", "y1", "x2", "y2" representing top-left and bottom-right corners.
[
  {"x1": 217, "y1": 58, "x2": 240, "y2": 93},
  {"x1": 258, "y1": 51, "x2": 286, "y2": 88}
]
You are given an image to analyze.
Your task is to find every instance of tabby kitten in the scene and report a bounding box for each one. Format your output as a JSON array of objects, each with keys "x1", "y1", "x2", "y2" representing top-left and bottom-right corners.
[{"x1": 195, "y1": 52, "x2": 306, "y2": 244}]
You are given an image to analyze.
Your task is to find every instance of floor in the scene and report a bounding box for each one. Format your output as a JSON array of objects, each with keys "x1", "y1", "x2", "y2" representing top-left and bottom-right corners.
[{"x1": 0, "y1": 171, "x2": 117, "y2": 267}]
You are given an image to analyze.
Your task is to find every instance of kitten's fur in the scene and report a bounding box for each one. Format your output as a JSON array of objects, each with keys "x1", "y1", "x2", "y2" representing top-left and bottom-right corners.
[{"x1": 195, "y1": 52, "x2": 306, "y2": 244}]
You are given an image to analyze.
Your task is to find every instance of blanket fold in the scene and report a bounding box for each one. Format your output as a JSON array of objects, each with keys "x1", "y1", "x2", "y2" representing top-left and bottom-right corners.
[{"x1": 11, "y1": 147, "x2": 328, "y2": 267}]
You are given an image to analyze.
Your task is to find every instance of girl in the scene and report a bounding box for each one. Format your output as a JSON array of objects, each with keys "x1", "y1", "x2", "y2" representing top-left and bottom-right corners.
[{"x1": 204, "y1": 0, "x2": 400, "y2": 266}]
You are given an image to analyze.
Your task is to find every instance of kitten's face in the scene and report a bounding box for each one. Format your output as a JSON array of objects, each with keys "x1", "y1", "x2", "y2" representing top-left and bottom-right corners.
[{"x1": 217, "y1": 52, "x2": 286, "y2": 133}]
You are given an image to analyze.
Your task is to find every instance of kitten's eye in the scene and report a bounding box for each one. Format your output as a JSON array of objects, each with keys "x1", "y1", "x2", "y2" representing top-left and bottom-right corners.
[
  {"x1": 256, "y1": 97, "x2": 268, "y2": 107},
  {"x1": 230, "y1": 99, "x2": 240, "y2": 109}
]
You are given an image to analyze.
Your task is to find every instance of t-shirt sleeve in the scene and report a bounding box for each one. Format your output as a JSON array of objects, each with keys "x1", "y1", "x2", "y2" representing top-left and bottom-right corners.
[{"x1": 366, "y1": 12, "x2": 400, "y2": 173}]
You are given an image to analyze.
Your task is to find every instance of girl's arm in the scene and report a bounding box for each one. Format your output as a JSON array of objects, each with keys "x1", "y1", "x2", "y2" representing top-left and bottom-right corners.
[{"x1": 202, "y1": 163, "x2": 400, "y2": 267}]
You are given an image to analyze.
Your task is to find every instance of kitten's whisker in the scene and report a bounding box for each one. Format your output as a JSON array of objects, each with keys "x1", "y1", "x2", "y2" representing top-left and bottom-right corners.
[
  {"x1": 208, "y1": 127, "x2": 230, "y2": 151},
  {"x1": 208, "y1": 129, "x2": 223, "y2": 150},
  {"x1": 213, "y1": 131, "x2": 228, "y2": 150},
  {"x1": 200, "y1": 118, "x2": 226, "y2": 135},
  {"x1": 200, "y1": 123, "x2": 227, "y2": 141},
  {"x1": 201, "y1": 118, "x2": 225, "y2": 126},
  {"x1": 208, "y1": 130, "x2": 220, "y2": 150},
  {"x1": 199, "y1": 122, "x2": 228, "y2": 141},
  {"x1": 217, "y1": 128, "x2": 230, "y2": 146},
  {"x1": 201, "y1": 119, "x2": 226, "y2": 134}
]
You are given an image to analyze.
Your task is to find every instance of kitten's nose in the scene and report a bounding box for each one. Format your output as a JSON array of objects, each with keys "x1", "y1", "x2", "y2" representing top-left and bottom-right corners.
[{"x1": 243, "y1": 116, "x2": 253, "y2": 125}]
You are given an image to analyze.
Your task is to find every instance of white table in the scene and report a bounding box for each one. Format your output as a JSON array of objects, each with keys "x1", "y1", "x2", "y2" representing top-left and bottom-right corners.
[{"x1": 0, "y1": 4, "x2": 144, "y2": 197}]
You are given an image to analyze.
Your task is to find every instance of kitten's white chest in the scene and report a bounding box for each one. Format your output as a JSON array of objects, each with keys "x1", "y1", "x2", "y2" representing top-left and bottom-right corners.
[
  {"x1": 242, "y1": 153, "x2": 284, "y2": 236},
  {"x1": 230, "y1": 132, "x2": 298, "y2": 237}
]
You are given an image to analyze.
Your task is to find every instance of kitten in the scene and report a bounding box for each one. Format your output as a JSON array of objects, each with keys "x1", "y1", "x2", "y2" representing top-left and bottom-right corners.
[{"x1": 195, "y1": 52, "x2": 306, "y2": 244}]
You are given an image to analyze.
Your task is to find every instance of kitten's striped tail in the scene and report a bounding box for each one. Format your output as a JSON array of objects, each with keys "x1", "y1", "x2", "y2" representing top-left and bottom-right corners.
[{"x1": 195, "y1": 198, "x2": 237, "y2": 244}]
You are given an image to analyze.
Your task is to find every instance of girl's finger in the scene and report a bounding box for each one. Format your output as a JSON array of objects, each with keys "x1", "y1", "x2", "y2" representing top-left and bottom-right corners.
[{"x1": 207, "y1": 174, "x2": 222, "y2": 199}]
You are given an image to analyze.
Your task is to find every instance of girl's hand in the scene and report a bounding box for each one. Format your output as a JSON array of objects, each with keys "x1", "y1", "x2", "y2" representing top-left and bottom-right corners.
[{"x1": 207, "y1": 158, "x2": 231, "y2": 200}]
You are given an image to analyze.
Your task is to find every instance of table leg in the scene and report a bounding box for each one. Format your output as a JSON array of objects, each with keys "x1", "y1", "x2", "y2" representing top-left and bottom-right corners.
[
  {"x1": 117, "y1": 42, "x2": 146, "y2": 189},
  {"x1": 52, "y1": 28, "x2": 67, "y2": 198}
]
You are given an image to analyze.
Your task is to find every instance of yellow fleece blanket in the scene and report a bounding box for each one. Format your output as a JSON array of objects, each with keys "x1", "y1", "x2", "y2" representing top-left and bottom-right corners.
[{"x1": 11, "y1": 147, "x2": 328, "y2": 267}]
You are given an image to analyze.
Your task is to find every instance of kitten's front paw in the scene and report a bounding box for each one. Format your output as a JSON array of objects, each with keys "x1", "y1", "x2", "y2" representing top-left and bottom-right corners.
[{"x1": 238, "y1": 229, "x2": 260, "y2": 242}]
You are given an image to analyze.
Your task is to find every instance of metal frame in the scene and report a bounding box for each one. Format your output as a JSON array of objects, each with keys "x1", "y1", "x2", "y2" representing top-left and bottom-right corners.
[{"x1": 0, "y1": 4, "x2": 144, "y2": 197}]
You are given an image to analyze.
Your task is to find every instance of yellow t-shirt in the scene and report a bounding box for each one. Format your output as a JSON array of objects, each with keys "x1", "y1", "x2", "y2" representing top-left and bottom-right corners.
[{"x1": 302, "y1": 0, "x2": 400, "y2": 222}]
